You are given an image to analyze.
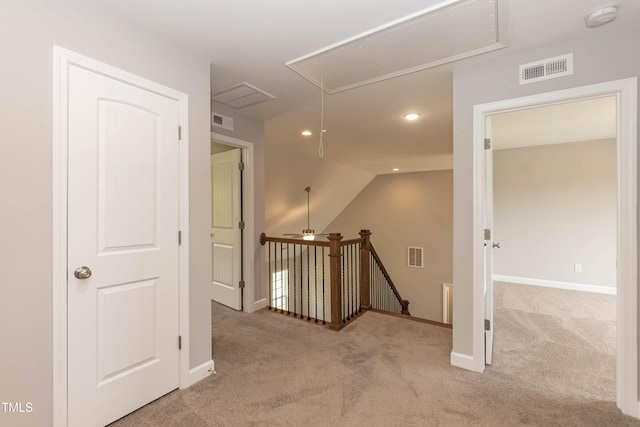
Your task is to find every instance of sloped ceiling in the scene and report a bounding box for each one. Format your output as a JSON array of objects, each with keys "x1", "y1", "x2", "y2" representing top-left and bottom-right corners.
[{"x1": 265, "y1": 143, "x2": 374, "y2": 237}]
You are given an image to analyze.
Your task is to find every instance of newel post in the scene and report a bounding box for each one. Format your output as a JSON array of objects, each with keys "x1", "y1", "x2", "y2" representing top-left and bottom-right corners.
[
  {"x1": 401, "y1": 300, "x2": 410, "y2": 315},
  {"x1": 328, "y1": 233, "x2": 343, "y2": 330},
  {"x1": 359, "y1": 230, "x2": 372, "y2": 310}
]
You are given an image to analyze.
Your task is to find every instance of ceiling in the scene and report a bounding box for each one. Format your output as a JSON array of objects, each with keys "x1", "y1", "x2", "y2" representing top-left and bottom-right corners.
[
  {"x1": 491, "y1": 96, "x2": 617, "y2": 150},
  {"x1": 77, "y1": 0, "x2": 640, "y2": 174}
]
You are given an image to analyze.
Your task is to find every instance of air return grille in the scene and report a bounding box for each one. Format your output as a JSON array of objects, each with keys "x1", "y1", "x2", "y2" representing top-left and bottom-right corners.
[
  {"x1": 408, "y1": 247, "x2": 423, "y2": 268},
  {"x1": 211, "y1": 112, "x2": 234, "y2": 131},
  {"x1": 519, "y1": 53, "x2": 573, "y2": 85}
]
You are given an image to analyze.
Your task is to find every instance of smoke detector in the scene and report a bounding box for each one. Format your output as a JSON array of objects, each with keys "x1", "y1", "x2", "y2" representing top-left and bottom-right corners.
[{"x1": 585, "y1": 4, "x2": 619, "y2": 28}]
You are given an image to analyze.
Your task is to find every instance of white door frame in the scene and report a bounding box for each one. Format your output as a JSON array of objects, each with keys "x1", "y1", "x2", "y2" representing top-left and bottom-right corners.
[
  {"x1": 471, "y1": 78, "x2": 638, "y2": 417},
  {"x1": 211, "y1": 132, "x2": 258, "y2": 313},
  {"x1": 52, "y1": 46, "x2": 191, "y2": 426},
  {"x1": 483, "y1": 116, "x2": 494, "y2": 366}
]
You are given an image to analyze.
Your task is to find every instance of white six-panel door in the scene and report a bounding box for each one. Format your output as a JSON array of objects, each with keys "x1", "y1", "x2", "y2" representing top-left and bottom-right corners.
[
  {"x1": 211, "y1": 149, "x2": 242, "y2": 310},
  {"x1": 67, "y1": 64, "x2": 180, "y2": 426}
]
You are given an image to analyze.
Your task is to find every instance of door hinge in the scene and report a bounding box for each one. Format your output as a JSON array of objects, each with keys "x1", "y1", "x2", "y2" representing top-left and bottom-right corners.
[
  {"x1": 485, "y1": 319, "x2": 491, "y2": 331},
  {"x1": 239, "y1": 280, "x2": 245, "y2": 289},
  {"x1": 238, "y1": 162, "x2": 245, "y2": 171},
  {"x1": 239, "y1": 221, "x2": 245, "y2": 230},
  {"x1": 178, "y1": 230, "x2": 182, "y2": 245},
  {"x1": 484, "y1": 229, "x2": 491, "y2": 240},
  {"x1": 178, "y1": 125, "x2": 182, "y2": 141},
  {"x1": 178, "y1": 335, "x2": 182, "y2": 350},
  {"x1": 484, "y1": 138, "x2": 491, "y2": 150}
]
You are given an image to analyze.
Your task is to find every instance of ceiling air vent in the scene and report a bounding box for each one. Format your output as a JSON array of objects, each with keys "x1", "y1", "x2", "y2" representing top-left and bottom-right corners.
[
  {"x1": 519, "y1": 53, "x2": 573, "y2": 85},
  {"x1": 408, "y1": 247, "x2": 424, "y2": 268},
  {"x1": 212, "y1": 82, "x2": 276, "y2": 109},
  {"x1": 211, "y1": 112, "x2": 234, "y2": 131}
]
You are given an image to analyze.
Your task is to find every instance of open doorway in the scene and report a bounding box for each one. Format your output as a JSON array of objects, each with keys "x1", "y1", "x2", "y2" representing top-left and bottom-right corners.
[
  {"x1": 210, "y1": 132, "x2": 258, "y2": 314},
  {"x1": 472, "y1": 78, "x2": 637, "y2": 416},
  {"x1": 211, "y1": 140, "x2": 244, "y2": 310},
  {"x1": 489, "y1": 96, "x2": 617, "y2": 401}
]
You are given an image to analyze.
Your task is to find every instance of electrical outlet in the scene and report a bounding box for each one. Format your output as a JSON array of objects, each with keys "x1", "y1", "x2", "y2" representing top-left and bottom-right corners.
[{"x1": 574, "y1": 264, "x2": 583, "y2": 273}]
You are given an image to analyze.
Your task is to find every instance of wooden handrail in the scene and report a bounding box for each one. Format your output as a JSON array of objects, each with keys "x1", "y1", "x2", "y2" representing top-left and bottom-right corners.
[
  {"x1": 259, "y1": 233, "x2": 363, "y2": 248},
  {"x1": 340, "y1": 237, "x2": 365, "y2": 246},
  {"x1": 260, "y1": 233, "x2": 330, "y2": 247},
  {"x1": 369, "y1": 243, "x2": 409, "y2": 314}
]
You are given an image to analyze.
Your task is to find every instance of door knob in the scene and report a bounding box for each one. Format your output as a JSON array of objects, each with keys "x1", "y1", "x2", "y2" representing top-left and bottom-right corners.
[
  {"x1": 74, "y1": 266, "x2": 92, "y2": 279},
  {"x1": 492, "y1": 243, "x2": 501, "y2": 249}
]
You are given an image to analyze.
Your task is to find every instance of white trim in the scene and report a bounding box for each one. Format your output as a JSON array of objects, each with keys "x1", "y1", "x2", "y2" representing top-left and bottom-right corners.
[
  {"x1": 286, "y1": 0, "x2": 506, "y2": 94},
  {"x1": 182, "y1": 359, "x2": 215, "y2": 389},
  {"x1": 53, "y1": 46, "x2": 191, "y2": 426},
  {"x1": 470, "y1": 78, "x2": 638, "y2": 418},
  {"x1": 211, "y1": 132, "x2": 258, "y2": 313},
  {"x1": 466, "y1": 92, "x2": 488, "y2": 373},
  {"x1": 52, "y1": 45, "x2": 69, "y2": 427},
  {"x1": 493, "y1": 275, "x2": 617, "y2": 295},
  {"x1": 177, "y1": 84, "x2": 192, "y2": 390},
  {"x1": 253, "y1": 298, "x2": 267, "y2": 311},
  {"x1": 450, "y1": 352, "x2": 480, "y2": 372}
]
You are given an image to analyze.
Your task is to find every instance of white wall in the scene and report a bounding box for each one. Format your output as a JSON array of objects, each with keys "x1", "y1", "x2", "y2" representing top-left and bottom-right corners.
[
  {"x1": 0, "y1": 1, "x2": 211, "y2": 426},
  {"x1": 452, "y1": 23, "x2": 640, "y2": 357},
  {"x1": 493, "y1": 140, "x2": 616, "y2": 288},
  {"x1": 325, "y1": 171, "x2": 453, "y2": 321}
]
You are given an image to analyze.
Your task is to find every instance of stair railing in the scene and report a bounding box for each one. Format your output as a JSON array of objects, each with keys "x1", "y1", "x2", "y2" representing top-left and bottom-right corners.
[
  {"x1": 260, "y1": 229, "x2": 408, "y2": 331},
  {"x1": 368, "y1": 243, "x2": 410, "y2": 315}
]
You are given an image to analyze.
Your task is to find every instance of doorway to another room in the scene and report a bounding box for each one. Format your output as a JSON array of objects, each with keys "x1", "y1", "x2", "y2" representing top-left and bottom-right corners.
[
  {"x1": 489, "y1": 96, "x2": 618, "y2": 402},
  {"x1": 472, "y1": 78, "x2": 637, "y2": 417},
  {"x1": 211, "y1": 140, "x2": 244, "y2": 310}
]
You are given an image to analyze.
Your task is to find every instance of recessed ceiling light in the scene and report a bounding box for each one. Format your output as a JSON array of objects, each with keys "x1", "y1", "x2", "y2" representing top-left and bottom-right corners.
[
  {"x1": 301, "y1": 130, "x2": 312, "y2": 136},
  {"x1": 403, "y1": 113, "x2": 421, "y2": 121},
  {"x1": 393, "y1": 168, "x2": 399, "y2": 172}
]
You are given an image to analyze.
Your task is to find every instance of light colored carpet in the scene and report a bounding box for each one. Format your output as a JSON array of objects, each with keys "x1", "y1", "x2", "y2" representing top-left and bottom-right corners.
[
  {"x1": 492, "y1": 281, "x2": 617, "y2": 402},
  {"x1": 111, "y1": 282, "x2": 639, "y2": 426}
]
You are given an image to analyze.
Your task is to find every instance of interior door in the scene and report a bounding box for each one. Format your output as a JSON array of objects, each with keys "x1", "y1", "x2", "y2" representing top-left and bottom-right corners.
[
  {"x1": 484, "y1": 115, "x2": 495, "y2": 365},
  {"x1": 67, "y1": 65, "x2": 180, "y2": 426},
  {"x1": 211, "y1": 148, "x2": 243, "y2": 310}
]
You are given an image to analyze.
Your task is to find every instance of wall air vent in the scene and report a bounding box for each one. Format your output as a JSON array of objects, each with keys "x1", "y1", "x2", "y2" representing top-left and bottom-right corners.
[
  {"x1": 408, "y1": 247, "x2": 423, "y2": 268},
  {"x1": 519, "y1": 53, "x2": 573, "y2": 85},
  {"x1": 212, "y1": 112, "x2": 234, "y2": 131}
]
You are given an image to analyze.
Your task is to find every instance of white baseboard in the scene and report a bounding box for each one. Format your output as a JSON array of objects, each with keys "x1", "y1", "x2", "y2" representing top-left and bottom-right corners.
[
  {"x1": 253, "y1": 298, "x2": 267, "y2": 311},
  {"x1": 493, "y1": 274, "x2": 616, "y2": 295},
  {"x1": 450, "y1": 352, "x2": 483, "y2": 372},
  {"x1": 181, "y1": 359, "x2": 214, "y2": 389}
]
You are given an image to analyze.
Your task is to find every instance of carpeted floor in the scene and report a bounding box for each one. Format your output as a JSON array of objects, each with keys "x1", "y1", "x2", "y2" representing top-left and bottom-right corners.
[{"x1": 111, "y1": 282, "x2": 639, "y2": 426}]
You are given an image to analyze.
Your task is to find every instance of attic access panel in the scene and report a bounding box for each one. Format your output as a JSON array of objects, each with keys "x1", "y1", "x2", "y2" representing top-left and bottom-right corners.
[{"x1": 286, "y1": 0, "x2": 506, "y2": 94}]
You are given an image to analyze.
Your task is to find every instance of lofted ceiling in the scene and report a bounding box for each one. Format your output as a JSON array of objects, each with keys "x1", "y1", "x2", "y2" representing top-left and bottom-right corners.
[{"x1": 75, "y1": 0, "x2": 640, "y2": 174}]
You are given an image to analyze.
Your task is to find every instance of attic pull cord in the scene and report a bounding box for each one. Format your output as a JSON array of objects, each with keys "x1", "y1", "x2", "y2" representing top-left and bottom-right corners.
[{"x1": 319, "y1": 76, "x2": 324, "y2": 158}]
